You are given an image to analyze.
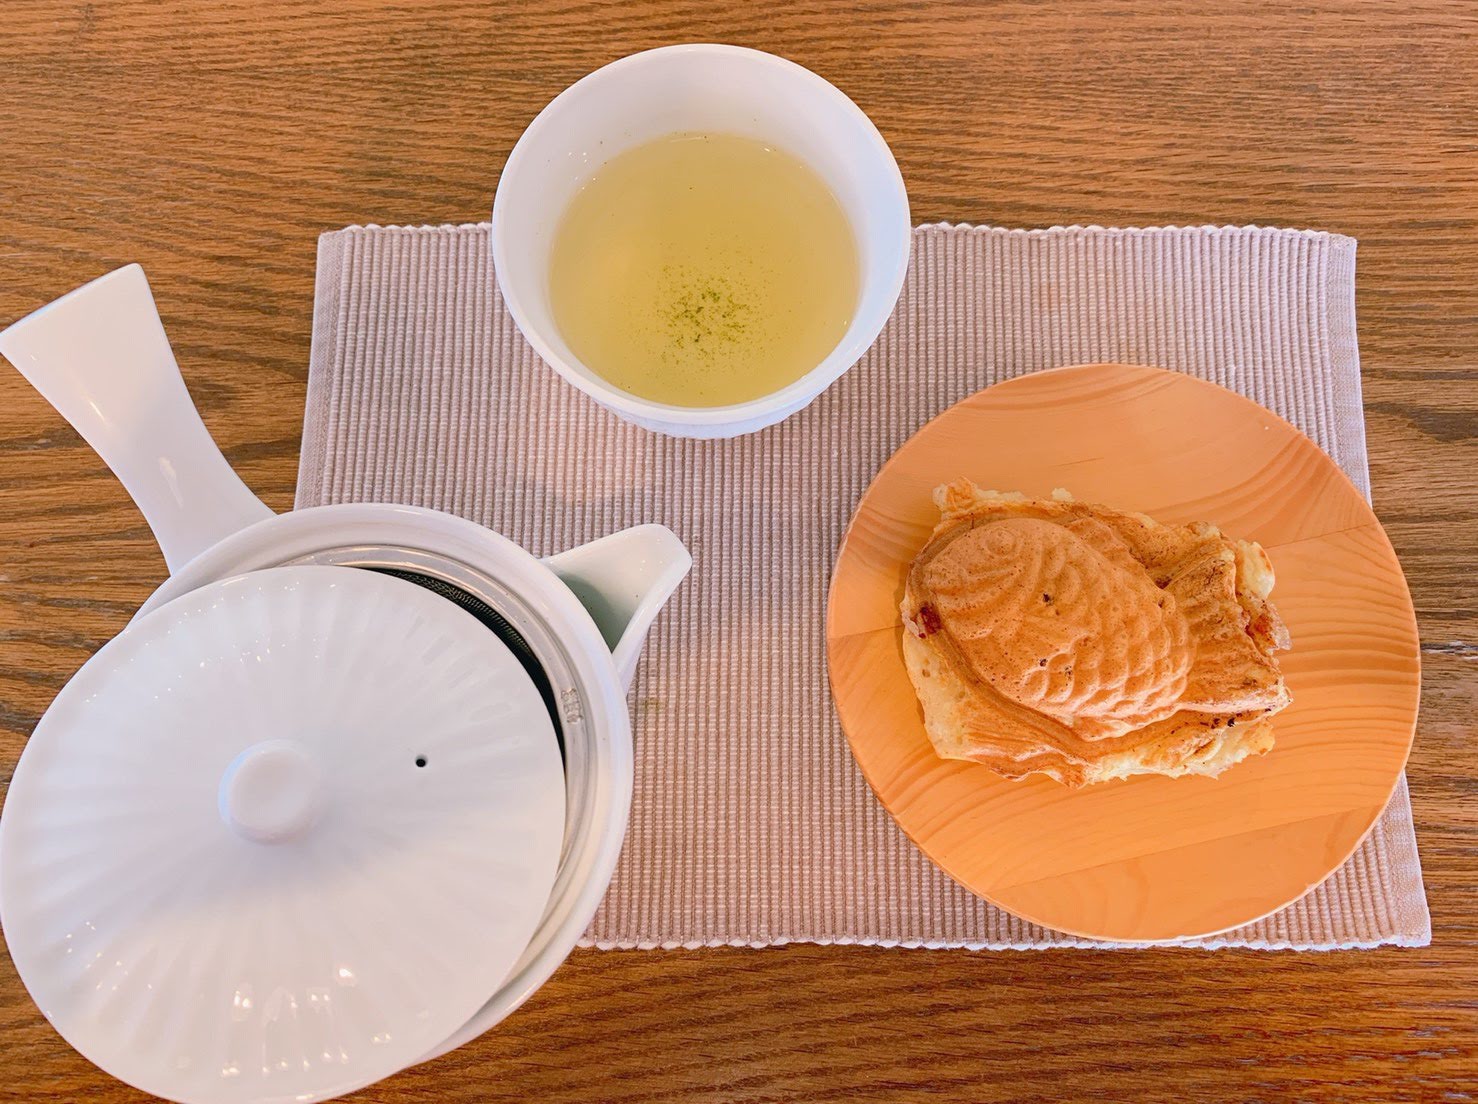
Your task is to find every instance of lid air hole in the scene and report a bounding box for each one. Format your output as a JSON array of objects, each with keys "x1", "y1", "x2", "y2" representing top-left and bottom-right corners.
[{"x1": 414, "y1": 756, "x2": 427, "y2": 769}]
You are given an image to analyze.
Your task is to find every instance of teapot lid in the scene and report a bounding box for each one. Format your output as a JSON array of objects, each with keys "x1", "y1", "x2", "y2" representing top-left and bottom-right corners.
[{"x1": 0, "y1": 566, "x2": 565, "y2": 1103}]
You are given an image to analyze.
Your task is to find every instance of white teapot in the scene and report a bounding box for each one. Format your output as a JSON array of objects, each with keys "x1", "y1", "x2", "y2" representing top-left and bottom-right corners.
[{"x1": 0, "y1": 264, "x2": 691, "y2": 1102}]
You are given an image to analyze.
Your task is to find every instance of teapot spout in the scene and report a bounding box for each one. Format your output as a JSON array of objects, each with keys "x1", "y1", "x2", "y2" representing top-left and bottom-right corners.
[{"x1": 544, "y1": 525, "x2": 691, "y2": 691}]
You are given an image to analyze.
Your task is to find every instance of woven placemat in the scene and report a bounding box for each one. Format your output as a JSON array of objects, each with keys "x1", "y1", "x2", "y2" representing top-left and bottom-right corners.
[{"x1": 299, "y1": 222, "x2": 1429, "y2": 949}]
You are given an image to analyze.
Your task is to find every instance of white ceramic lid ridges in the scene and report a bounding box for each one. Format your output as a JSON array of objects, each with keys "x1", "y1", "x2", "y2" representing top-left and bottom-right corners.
[{"x1": 0, "y1": 566, "x2": 565, "y2": 1104}]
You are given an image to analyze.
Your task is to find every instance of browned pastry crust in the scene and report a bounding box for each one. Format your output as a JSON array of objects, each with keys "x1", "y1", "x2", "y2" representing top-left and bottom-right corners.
[{"x1": 901, "y1": 480, "x2": 1292, "y2": 787}]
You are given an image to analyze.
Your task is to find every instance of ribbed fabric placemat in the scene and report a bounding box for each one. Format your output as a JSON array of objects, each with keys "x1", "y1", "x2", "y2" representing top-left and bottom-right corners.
[{"x1": 299, "y1": 223, "x2": 1429, "y2": 950}]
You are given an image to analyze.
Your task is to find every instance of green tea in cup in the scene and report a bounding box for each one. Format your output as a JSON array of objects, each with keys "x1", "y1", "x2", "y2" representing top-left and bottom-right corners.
[{"x1": 548, "y1": 132, "x2": 859, "y2": 408}]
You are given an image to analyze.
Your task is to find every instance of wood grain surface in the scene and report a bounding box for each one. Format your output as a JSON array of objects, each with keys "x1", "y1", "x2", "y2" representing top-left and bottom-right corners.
[
  {"x1": 827, "y1": 364, "x2": 1420, "y2": 941},
  {"x1": 0, "y1": 2, "x2": 1474, "y2": 1101}
]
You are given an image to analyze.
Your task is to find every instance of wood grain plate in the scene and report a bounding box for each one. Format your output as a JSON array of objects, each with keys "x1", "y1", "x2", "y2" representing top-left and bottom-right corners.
[{"x1": 826, "y1": 363, "x2": 1420, "y2": 942}]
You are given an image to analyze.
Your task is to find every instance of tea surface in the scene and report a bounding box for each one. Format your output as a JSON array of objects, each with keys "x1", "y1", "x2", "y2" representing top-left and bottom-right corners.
[{"x1": 548, "y1": 132, "x2": 859, "y2": 407}]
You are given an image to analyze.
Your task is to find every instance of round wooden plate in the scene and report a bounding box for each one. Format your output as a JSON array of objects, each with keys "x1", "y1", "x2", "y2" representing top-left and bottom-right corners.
[{"x1": 826, "y1": 363, "x2": 1420, "y2": 942}]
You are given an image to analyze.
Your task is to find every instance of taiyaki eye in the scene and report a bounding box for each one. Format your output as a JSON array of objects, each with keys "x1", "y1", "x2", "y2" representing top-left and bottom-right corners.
[{"x1": 982, "y1": 525, "x2": 1025, "y2": 555}]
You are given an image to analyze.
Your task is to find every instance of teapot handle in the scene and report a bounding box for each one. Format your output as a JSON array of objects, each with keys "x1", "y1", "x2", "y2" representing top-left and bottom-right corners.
[{"x1": 0, "y1": 265, "x2": 274, "y2": 573}]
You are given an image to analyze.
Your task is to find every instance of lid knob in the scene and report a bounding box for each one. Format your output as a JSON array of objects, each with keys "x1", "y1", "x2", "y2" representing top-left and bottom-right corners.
[{"x1": 218, "y1": 741, "x2": 323, "y2": 844}]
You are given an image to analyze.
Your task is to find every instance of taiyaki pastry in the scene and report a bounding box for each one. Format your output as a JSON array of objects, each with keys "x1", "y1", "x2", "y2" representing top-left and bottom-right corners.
[{"x1": 900, "y1": 479, "x2": 1292, "y2": 787}]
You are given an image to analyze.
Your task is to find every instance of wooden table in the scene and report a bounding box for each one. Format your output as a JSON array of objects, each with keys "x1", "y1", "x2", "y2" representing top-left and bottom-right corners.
[{"x1": 1, "y1": 2, "x2": 1474, "y2": 1100}]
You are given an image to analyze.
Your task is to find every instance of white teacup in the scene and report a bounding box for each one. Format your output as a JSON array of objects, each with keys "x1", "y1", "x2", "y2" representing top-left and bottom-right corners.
[{"x1": 491, "y1": 44, "x2": 911, "y2": 438}]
